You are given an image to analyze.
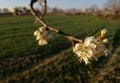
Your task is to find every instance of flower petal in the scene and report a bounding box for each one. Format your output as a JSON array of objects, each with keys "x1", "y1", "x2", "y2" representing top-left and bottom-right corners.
[
  {"x1": 34, "y1": 30, "x2": 40, "y2": 36},
  {"x1": 38, "y1": 39, "x2": 47, "y2": 45},
  {"x1": 39, "y1": 27, "x2": 46, "y2": 32},
  {"x1": 36, "y1": 33, "x2": 43, "y2": 40},
  {"x1": 84, "y1": 36, "x2": 96, "y2": 47}
]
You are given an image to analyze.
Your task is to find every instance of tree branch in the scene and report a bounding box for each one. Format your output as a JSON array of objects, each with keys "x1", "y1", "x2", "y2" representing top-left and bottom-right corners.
[{"x1": 30, "y1": 0, "x2": 82, "y2": 45}]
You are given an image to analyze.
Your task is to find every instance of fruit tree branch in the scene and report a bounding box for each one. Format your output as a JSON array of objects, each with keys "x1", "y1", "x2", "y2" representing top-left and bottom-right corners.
[{"x1": 30, "y1": 0, "x2": 82, "y2": 45}]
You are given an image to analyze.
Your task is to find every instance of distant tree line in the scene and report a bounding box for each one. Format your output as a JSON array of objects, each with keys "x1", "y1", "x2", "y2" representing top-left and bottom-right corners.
[
  {"x1": 97, "y1": 0, "x2": 120, "y2": 19},
  {"x1": 0, "y1": 0, "x2": 119, "y2": 19},
  {"x1": 0, "y1": 8, "x2": 10, "y2": 13}
]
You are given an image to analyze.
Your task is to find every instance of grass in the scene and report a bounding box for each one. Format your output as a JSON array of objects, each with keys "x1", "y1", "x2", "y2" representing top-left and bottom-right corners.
[
  {"x1": 0, "y1": 15, "x2": 120, "y2": 82},
  {"x1": 0, "y1": 15, "x2": 120, "y2": 59}
]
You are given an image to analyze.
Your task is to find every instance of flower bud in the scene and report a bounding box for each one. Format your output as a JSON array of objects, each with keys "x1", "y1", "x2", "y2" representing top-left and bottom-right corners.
[
  {"x1": 101, "y1": 29, "x2": 107, "y2": 38},
  {"x1": 102, "y1": 39, "x2": 109, "y2": 44},
  {"x1": 34, "y1": 30, "x2": 40, "y2": 36}
]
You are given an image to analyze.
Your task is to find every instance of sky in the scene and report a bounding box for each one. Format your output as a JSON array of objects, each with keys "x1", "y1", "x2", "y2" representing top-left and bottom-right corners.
[{"x1": 0, "y1": 0, "x2": 108, "y2": 10}]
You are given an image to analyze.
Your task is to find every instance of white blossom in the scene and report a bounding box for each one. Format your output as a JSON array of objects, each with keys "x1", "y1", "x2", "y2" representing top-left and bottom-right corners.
[
  {"x1": 73, "y1": 42, "x2": 95, "y2": 65},
  {"x1": 33, "y1": 26, "x2": 52, "y2": 45},
  {"x1": 38, "y1": 39, "x2": 47, "y2": 45},
  {"x1": 84, "y1": 36, "x2": 97, "y2": 48},
  {"x1": 73, "y1": 34, "x2": 109, "y2": 65}
]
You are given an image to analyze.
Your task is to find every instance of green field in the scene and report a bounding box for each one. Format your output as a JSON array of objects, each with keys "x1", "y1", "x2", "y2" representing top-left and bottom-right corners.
[{"x1": 0, "y1": 15, "x2": 120, "y2": 82}]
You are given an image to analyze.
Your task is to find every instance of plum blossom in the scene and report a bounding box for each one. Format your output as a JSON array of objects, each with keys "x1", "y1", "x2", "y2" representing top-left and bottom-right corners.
[
  {"x1": 34, "y1": 26, "x2": 52, "y2": 45},
  {"x1": 73, "y1": 43, "x2": 95, "y2": 64},
  {"x1": 73, "y1": 36, "x2": 97, "y2": 64},
  {"x1": 73, "y1": 29, "x2": 109, "y2": 65}
]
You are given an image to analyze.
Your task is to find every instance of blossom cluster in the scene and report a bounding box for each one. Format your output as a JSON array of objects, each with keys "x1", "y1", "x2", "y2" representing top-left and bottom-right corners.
[
  {"x1": 33, "y1": 27, "x2": 110, "y2": 65},
  {"x1": 73, "y1": 29, "x2": 109, "y2": 65},
  {"x1": 34, "y1": 26, "x2": 52, "y2": 45}
]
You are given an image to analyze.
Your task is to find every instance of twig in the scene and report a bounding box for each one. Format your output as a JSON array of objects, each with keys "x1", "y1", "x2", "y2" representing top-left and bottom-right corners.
[{"x1": 30, "y1": 0, "x2": 82, "y2": 45}]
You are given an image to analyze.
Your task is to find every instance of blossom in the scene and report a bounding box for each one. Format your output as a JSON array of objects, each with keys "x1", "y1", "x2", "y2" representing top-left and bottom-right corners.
[
  {"x1": 38, "y1": 39, "x2": 47, "y2": 45},
  {"x1": 73, "y1": 34, "x2": 109, "y2": 65},
  {"x1": 102, "y1": 39, "x2": 109, "y2": 44},
  {"x1": 34, "y1": 26, "x2": 52, "y2": 45},
  {"x1": 84, "y1": 36, "x2": 97, "y2": 48},
  {"x1": 101, "y1": 29, "x2": 107, "y2": 38},
  {"x1": 73, "y1": 42, "x2": 95, "y2": 65}
]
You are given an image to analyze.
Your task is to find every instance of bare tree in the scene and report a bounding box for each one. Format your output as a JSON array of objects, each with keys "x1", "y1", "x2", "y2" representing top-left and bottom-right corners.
[
  {"x1": 104, "y1": 0, "x2": 120, "y2": 12},
  {"x1": 100, "y1": 0, "x2": 120, "y2": 19},
  {"x1": 51, "y1": 7, "x2": 64, "y2": 14},
  {"x1": 0, "y1": 8, "x2": 1, "y2": 13},
  {"x1": 51, "y1": 7, "x2": 58, "y2": 14},
  {"x1": 46, "y1": 6, "x2": 53, "y2": 14},
  {"x1": 2, "y1": 8, "x2": 10, "y2": 13},
  {"x1": 86, "y1": 4, "x2": 99, "y2": 14}
]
